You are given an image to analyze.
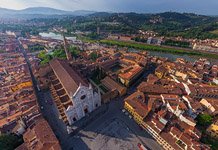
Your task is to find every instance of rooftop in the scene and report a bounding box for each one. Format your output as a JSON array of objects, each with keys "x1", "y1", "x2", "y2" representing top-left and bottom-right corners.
[
  {"x1": 119, "y1": 65, "x2": 143, "y2": 80},
  {"x1": 22, "y1": 118, "x2": 61, "y2": 150},
  {"x1": 50, "y1": 59, "x2": 88, "y2": 97},
  {"x1": 125, "y1": 92, "x2": 148, "y2": 118}
]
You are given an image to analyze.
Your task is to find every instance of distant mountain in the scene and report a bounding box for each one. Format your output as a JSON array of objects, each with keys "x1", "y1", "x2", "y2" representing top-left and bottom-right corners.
[
  {"x1": 74, "y1": 11, "x2": 218, "y2": 39},
  {"x1": 73, "y1": 10, "x2": 96, "y2": 16},
  {"x1": 0, "y1": 7, "x2": 15, "y2": 14},
  {"x1": 0, "y1": 7, "x2": 96, "y2": 16},
  {"x1": 19, "y1": 7, "x2": 71, "y2": 15}
]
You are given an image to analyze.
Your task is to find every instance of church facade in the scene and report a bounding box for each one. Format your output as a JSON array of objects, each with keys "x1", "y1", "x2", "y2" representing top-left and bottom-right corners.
[
  {"x1": 66, "y1": 84, "x2": 101, "y2": 125},
  {"x1": 50, "y1": 59, "x2": 101, "y2": 125}
]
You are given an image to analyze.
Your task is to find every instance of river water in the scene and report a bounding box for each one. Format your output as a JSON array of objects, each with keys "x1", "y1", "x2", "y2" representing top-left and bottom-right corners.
[
  {"x1": 149, "y1": 51, "x2": 218, "y2": 64},
  {"x1": 39, "y1": 32, "x2": 76, "y2": 41}
]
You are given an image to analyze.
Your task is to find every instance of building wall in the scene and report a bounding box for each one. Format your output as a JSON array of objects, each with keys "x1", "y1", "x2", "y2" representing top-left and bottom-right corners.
[
  {"x1": 102, "y1": 90, "x2": 119, "y2": 103},
  {"x1": 65, "y1": 85, "x2": 101, "y2": 125},
  {"x1": 124, "y1": 102, "x2": 144, "y2": 125},
  {"x1": 119, "y1": 68, "x2": 144, "y2": 87},
  {"x1": 155, "y1": 70, "x2": 166, "y2": 79},
  {"x1": 175, "y1": 71, "x2": 187, "y2": 80},
  {"x1": 207, "y1": 124, "x2": 218, "y2": 139}
]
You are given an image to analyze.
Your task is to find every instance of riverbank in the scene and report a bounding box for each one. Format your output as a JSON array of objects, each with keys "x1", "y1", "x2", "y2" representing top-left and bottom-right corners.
[{"x1": 100, "y1": 39, "x2": 218, "y2": 59}]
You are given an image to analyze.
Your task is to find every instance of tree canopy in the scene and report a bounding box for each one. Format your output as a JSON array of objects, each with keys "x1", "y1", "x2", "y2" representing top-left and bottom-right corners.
[
  {"x1": 0, "y1": 134, "x2": 23, "y2": 150},
  {"x1": 196, "y1": 114, "x2": 213, "y2": 127}
]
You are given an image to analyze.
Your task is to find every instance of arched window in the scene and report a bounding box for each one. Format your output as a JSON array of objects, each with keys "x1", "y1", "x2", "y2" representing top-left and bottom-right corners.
[
  {"x1": 73, "y1": 117, "x2": 77, "y2": 122},
  {"x1": 84, "y1": 108, "x2": 88, "y2": 114},
  {"x1": 81, "y1": 95, "x2": 86, "y2": 100}
]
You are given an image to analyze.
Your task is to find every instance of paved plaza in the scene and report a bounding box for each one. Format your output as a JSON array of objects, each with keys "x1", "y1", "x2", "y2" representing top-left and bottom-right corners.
[{"x1": 80, "y1": 119, "x2": 142, "y2": 150}]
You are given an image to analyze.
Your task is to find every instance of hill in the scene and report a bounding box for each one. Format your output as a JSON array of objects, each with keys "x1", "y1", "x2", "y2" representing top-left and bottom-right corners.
[
  {"x1": 71, "y1": 12, "x2": 218, "y2": 39},
  {"x1": 0, "y1": 7, "x2": 95, "y2": 16}
]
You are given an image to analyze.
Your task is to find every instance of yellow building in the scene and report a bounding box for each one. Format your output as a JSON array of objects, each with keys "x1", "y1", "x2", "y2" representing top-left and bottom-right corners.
[
  {"x1": 124, "y1": 92, "x2": 148, "y2": 124},
  {"x1": 11, "y1": 81, "x2": 33, "y2": 92},
  {"x1": 175, "y1": 71, "x2": 188, "y2": 80},
  {"x1": 155, "y1": 66, "x2": 168, "y2": 79},
  {"x1": 207, "y1": 121, "x2": 218, "y2": 139},
  {"x1": 119, "y1": 65, "x2": 143, "y2": 87},
  {"x1": 187, "y1": 71, "x2": 198, "y2": 78}
]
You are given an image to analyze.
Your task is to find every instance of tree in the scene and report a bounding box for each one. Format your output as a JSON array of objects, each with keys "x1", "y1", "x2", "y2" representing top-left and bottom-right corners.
[
  {"x1": 196, "y1": 114, "x2": 213, "y2": 127},
  {"x1": 38, "y1": 51, "x2": 52, "y2": 65},
  {"x1": 69, "y1": 46, "x2": 80, "y2": 58},
  {"x1": 52, "y1": 49, "x2": 66, "y2": 59},
  {"x1": 90, "y1": 52, "x2": 100, "y2": 61},
  {"x1": 0, "y1": 134, "x2": 23, "y2": 150}
]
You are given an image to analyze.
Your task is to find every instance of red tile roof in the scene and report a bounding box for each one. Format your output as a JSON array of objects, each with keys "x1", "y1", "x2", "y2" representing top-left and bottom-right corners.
[
  {"x1": 119, "y1": 65, "x2": 143, "y2": 80},
  {"x1": 50, "y1": 59, "x2": 88, "y2": 96},
  {"x1": 125, "y1": 92, "x2": 148, "y2": 118},
  {"x1": 23, "y1": 118, "x2": 61, "y2": 150}
]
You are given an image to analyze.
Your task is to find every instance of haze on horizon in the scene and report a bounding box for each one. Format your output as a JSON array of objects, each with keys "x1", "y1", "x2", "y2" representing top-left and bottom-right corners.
[{"x1": 0, "y1": 0, "x2": 218, "y2": 15}]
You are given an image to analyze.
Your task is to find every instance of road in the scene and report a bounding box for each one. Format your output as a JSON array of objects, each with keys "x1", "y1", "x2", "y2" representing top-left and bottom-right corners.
[{"x1": 17, "y1": 38, "x2": 71, "y2": 149}]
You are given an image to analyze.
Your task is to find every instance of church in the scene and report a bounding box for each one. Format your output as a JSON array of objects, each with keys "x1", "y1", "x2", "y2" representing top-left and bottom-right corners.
[{"x1": 49, "y1": 59, "x2": 101, "y2": 125}]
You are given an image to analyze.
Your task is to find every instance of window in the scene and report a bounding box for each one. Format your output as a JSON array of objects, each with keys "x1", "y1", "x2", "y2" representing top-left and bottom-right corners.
[
  {"x1": 84, "y1": 108, "x2": 88, "y2": 114},
  {"x1": 73, "y1": 117, "x2": 77, "y2": 122},
  {"x1": 81, "y1": 95, "x2": 86, "y2": 100}
]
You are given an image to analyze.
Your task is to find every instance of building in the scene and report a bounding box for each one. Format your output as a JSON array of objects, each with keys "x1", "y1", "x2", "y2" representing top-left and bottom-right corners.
[
  {"x1": 207, "y1": 121, "x2": 218, "y2": 139},
  {"x1": 155, "y1": 65, "x2": 168, "y2": 79},
  {"x1": 193, "y1": 43, "x2": 218, "y2": 53},
  {"x1": 49, "y1": 59, "x2": 101, "y2": 125},
  {"x1": 118, "y1": 65, "x2": 144, "y2": 87},
  {"x1": 101, "y1": 76, "x2": 127, "y2": 96},
  {"x1": 200, "y1": 98, "x2": 218, "y2": 115},
  {"x1": 0, "y1": 51, "x2": 39, "y2": 135},
  {"x1": 16, "y1": 118, "x2": 61, "y2": 150},
  {"x1": 147, "y1": 37, "x2": 162, "y2": 45},
  {"x1": 124, "y1": 92, "x2": 149, "y2": 124}
]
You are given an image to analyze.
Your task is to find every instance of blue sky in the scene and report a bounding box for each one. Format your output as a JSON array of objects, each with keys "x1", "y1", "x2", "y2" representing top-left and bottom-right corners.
[{"x1": 0, "y1": 0, "x2": 218, "y2": 15}]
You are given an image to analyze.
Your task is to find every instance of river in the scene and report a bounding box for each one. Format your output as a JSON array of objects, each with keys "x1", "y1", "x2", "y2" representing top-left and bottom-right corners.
[
  {"x1": 149, "y1": 51, "x2": 218, "y2": 64},
  {"x1": 39, "y1": 32, "x2": 76, "y2": 41}
]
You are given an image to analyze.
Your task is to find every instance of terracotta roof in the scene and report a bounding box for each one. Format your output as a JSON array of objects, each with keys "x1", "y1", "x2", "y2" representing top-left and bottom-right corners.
[
  {"x1": 147, "y1": 74, "x2": 159, "y2": 84},
  {"x1": 50, "y1": 59, "x2": 88, "y2": 97},
  {"x1": 138, "y1": 82, "x2": 183, "y2": 95},
  {"x1": 99, "y1": 58, "x2": 119, "y2": 71},
  {"x1": 101, "y1": 76, "x2": 126, "y2": 95},
  {"x1": 160, "y1": 132, "x2": 181, "y2": 149},
  {"x1": 15, "y1": 143, "x2": 28, "y2": 150},
  {"x1": 176, "y1": 119, "x2": 194, "y2": 133},
  {"x1": 23, "y1": 118, "x2": 61, "y2": 150},
  {"x1": 119, "y1": 65, "x2": 143, "y2": 80},
  {"x1": 125, "y1": 92, "x2": 148, "y2": 118},
  {"x1": 180, "y1": 133, "x2": 192, "y2": 146},
  {"x1": 152, "y1": 118, "x2": 165, "y2": 131},
  {"x1": 170, "y1": 126, "x2": 183, "y2": 138},
  {"x1": 204, "y1": 98, "x2": 218, "y2": 111},
  {"x1": 155, "y1": 65, "x2": 167, "y2": 73}
]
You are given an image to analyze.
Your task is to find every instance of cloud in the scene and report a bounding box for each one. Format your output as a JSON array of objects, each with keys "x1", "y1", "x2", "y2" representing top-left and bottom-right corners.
[{"x1": 0, "y1": 0, "x2": 217, "y2": 15}]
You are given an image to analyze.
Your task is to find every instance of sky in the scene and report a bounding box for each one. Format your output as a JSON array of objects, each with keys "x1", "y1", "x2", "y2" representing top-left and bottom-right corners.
[{"x1": 0, "y1": 0, "x2": 218, "y2": 15}]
